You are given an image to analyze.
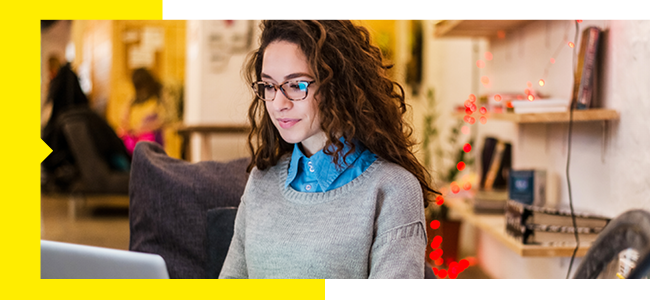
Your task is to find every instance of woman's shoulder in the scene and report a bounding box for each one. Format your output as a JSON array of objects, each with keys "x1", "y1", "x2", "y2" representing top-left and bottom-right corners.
[{"x1": 368, "y1": 158, "x2": 420, "y2": 190}]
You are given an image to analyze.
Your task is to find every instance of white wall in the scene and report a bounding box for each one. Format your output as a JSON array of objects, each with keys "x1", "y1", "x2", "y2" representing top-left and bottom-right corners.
[
  {"x1": 427, "y1": 20, "x2": 650, "y2": 278},
  {"x1": 184, "y1": 20, "x2": 259, "y2": 162}
]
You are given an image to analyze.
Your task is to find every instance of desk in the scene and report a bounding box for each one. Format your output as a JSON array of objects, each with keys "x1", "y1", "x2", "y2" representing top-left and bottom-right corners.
[{"x1": 444, "y1": 197, "x2": 590, "y2": 257}]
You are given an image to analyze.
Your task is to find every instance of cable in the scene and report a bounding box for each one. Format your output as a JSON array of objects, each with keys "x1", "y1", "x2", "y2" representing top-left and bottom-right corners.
[{"x1": 565, "y1": 20, "x2": 580, "y2": 279}]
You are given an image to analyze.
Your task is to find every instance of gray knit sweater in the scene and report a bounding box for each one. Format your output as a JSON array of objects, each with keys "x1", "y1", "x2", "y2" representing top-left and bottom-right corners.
[{"x1": 218, "y1": 155, "x2": 427, "y2": 279}]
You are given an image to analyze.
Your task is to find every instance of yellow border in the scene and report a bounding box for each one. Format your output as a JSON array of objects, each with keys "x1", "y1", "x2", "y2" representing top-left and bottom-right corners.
[{"x1": 0, "y1": 1, "x2": 324, "y2": 298}]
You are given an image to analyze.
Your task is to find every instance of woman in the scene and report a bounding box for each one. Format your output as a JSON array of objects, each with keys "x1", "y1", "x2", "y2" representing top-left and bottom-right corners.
[
  {"x1": 119, "y1": 68, "x2": 166, "y2": 155},
  {"x1": 219, "y1": 20, "x2": 439, "y2": 279}
]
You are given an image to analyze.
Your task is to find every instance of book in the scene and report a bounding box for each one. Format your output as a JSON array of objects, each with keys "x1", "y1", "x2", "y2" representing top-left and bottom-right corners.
[
  {"x1": 480, "y1": 137, "x2": 512, "y2": 191},
  {"x1": 505, "y1": 200, "x2": 610, "y2": 245},
  {"x1": 505, "y1": 199, "x2": 611, "y2": 228},
  {"x1": 572, "y1": 27, "x2": 602, "y2": 110},
  {"x1": 510, "y1": 98, "x2": 571, "y2": 108},
  {"x1": 511, "y1": 98, "x2": 570, "y2": 114},
  {"x1": 509, "y1": 169, "x2": 546, "y2": 206},
  {"x1": 505, "y1": 221, "x2": 604, "y2": 246},
  {"x1": 472, "y1": 189, "x2": 508, "y2": 214},
  {"x1": 514, "y1": 106, "x2": 568, "y2": 114}
]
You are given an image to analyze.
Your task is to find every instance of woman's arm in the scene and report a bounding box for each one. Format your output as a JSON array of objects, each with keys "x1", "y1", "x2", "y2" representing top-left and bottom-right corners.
[
  {"x1": 219, "y1": 200, "x2": 249, "y2": 279},
  {"x1": 368, "y1": 170, "x2": 427, "y2": 279}
]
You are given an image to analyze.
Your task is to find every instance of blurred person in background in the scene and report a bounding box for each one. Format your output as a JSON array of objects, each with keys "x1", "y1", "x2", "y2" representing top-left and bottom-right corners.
[
  {"x1": 42, "y1": 63, "x2": 130, "y2": 192},
  {"x1": 119, "y1": 68, "x2": 167, "y2": 156}
]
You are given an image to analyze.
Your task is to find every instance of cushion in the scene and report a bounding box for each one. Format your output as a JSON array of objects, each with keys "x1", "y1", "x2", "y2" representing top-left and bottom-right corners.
[{"x1": 128, "y1": 141, "x2": 249, "y2": 278}]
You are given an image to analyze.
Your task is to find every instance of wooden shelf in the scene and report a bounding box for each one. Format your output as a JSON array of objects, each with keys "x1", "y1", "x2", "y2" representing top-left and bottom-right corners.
[
  {"x1": 455, "y1": 108, "x2": 619, "y2": 124},
  {"x1": 444, "y1": 197, "x2": 590, "y2": 257},
  {"x1": 434, "y1": 20, "x2": 534, "y2": 38}
]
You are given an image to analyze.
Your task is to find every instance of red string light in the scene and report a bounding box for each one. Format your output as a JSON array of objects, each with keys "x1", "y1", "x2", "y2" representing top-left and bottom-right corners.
[
  {"x1": 494, "y1": 94, "x2": 502, "y2": 102},
  {"x1": 463, "y1": 143, "x2": 472, "y2": 153},
  {"x1": 539, "y1": 79, "x2": 545, "y2": 86},
  {"x1": 568, "y1": 42, "x2": 574, "y2": 48},
  {"x1": 430, "y1": 220, "x2": 440, "y2": 229},
  {"x1": 456, "y1": 161, "x2": 466, "y2": 171},
  {"x1": 480, "y1": 116, "x2": 487, "y2": 124}
]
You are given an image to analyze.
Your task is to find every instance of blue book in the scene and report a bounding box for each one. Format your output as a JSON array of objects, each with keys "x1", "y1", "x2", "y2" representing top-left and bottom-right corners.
[{"x1": 508, "y1": 169, "x2": 546, "y2": 206}]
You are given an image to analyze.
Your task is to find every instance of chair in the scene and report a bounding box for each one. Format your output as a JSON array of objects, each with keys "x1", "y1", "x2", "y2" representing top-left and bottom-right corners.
[
  {"x1": 46, "y1": 106, "x2": 132, "y2": 218},
  {"x1": 57, "y1": 107, "x2": 130, "y2": 195},
  {"x1": 572, "y1": 209, "x2": 650, "y2": 279}
]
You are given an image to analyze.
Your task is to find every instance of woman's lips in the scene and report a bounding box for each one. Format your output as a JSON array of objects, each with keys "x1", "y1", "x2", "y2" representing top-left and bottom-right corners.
[{"x1": 278, "y1": 118, "x2": 300, "y2": 129}]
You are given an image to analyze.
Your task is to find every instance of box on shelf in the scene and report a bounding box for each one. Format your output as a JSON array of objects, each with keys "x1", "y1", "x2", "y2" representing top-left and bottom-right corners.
[{"x1": 508, "y1": 169, "x2": 546, "y2": 206}]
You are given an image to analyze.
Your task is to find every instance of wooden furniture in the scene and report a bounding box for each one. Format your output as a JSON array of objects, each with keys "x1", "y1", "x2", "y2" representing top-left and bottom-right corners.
[
  {"x1": 455, "y1": 108, "x2": 619, "y2": 124},
  {"x1": 445, "y1": 108, "x2": 618, "y2": 257},
  {"x1": 433, "y1": 20, "x2": 534, "y2": 39},
  {"x1": 176, "y1": 124, "x2": 250, "y2": 161}
]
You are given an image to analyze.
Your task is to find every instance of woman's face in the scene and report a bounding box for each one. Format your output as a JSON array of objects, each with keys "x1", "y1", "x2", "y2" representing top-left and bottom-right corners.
[{"x1": 262, "y1": 41, "x2": 326, "y2": 156}]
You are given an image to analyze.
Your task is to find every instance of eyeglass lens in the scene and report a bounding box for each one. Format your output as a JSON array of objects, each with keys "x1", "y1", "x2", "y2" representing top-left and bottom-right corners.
[{"x1": 254, "y1": 81, "x2": 309, "y2": 101}]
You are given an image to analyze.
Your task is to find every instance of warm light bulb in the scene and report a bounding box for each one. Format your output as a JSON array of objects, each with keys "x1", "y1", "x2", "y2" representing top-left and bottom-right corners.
[
  {"x1": 469, "y1": 94, "x2": 476, "y2": 102},
  {"x1": 539, "y1": 79, "x2": 545, "y2": 86},
  {"x1": 485, "y1": 51, "x2": 493, "y2": 61},
  {"x1": 481, "y1": 76, "x2": 490, "y2": 85},
  {"x1": 463, "y1": 182, "x2": 471, "y2": 190},
  {"x1": 577, "y1": 20, "x2": 583, "y2": 23},
  {"x1": 528, "y1": 94, "x2": 535, "y2": 101},
  {"x1": 479, "y1": 106, "x2": 487, "y2": 114},
  {"x1": 476, "y1": 60, "x2": 485, "y2": 68},
  {"x1": 569, "y1": 42, "x2": 575, "y2": 48},
  {"x1": 480, "y1": 116, "x2": 487, "y2": 124},
  {"x1": 494, "y1": 94, "x2": 502, "y2": 102}
]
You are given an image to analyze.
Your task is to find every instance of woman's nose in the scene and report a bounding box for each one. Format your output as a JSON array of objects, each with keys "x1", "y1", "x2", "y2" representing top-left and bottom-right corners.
[{"x1": 271, "y1": 89, "x2": 293, "y2": 111}]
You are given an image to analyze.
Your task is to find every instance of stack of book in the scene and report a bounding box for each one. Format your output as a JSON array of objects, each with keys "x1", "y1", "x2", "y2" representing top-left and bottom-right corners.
[
  {"x1": 510, "y1": 98, "x2": 571, "y2": 114},
  {"x1": 505, "y1": 200, "x2": 611, "y2": 246},
  {"x1": 472, "y1": 137, "x2": 512, "y2": 214},
  {"x1": 472, "y1": 189, "x2": 508, "y2": 214}
]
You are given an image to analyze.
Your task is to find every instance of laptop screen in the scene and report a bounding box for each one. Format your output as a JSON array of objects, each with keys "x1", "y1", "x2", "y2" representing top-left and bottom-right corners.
[{"x1": 41, "y1": 240, "x2": 169, "y2": 279}]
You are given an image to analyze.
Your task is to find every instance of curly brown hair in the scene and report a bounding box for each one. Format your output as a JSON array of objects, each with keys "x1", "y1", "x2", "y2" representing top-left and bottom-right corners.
[{"x1": 244, "y1": 20, "x2": 439, "y2": 207}]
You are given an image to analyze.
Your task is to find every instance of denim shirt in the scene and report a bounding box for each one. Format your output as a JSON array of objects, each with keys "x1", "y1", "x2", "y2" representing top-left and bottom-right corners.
[{"x1": 285, "y1": 139, "x2": 377, "y2": 193}]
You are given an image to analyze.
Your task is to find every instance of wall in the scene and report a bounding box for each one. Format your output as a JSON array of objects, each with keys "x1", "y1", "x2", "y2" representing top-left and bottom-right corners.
[{"x1": 427, "y1": 20, "x2": 650, "y2": 278}]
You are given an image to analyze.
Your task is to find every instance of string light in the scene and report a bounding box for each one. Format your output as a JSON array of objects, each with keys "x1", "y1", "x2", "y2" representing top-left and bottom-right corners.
[
  {"x1": 494, "y1": 94, "x2": 502, "y2": 102},
  {"x1": 480, "y1": 116, "x2": 487, "y2": 124},
  {"x1": 430, "y1": 220, "x2": 441, "y2": 229},
  {"x1": 457, "y1": 161, "x2": 466, "y2": 171},
  {"x1": 463, "y1": 182, "x2": 471, "y2": 190},
  {"x1": 463, "y1": 143, "x2": 472, "y2": 152},
  {"x1": 484, "y1": 51, "x2": 493, "y2": 60},
  {"x1": 568, "y1": 42, "x2": 574, "y2": 48},
  {"x1": 539, "y1": 79, "x2": 545, "y2": 86},
  {"x1": 479, "y1": 107, "x2": 487, "y2": 114},
  {"x1": 528, "y1": 94, "x2": 535, "y2": 101},
  {"x1": 476, "y1": 60, "x2": 485, "y2": 68},
  {"x1": 550, "y1": 58, "x2": 555, "y2": 64},
  {"x1": 435, "y1": 195, "x2": 445, "y2": 205}
]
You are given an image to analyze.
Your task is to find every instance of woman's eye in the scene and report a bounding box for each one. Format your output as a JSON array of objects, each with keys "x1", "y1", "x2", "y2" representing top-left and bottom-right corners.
[{"x1": 288, "y1": 82, "x2": 307, "y2": 92}]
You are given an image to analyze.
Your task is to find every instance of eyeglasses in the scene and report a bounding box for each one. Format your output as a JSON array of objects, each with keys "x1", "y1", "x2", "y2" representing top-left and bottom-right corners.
[{"x1": 251, "y1": 80, "x2": 316, "y2": 101}]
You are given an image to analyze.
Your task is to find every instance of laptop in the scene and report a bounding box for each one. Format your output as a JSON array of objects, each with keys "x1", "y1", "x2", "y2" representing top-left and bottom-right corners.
[{"x1": 41, "y1": 240, "x2": 170, "y2": 279}]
